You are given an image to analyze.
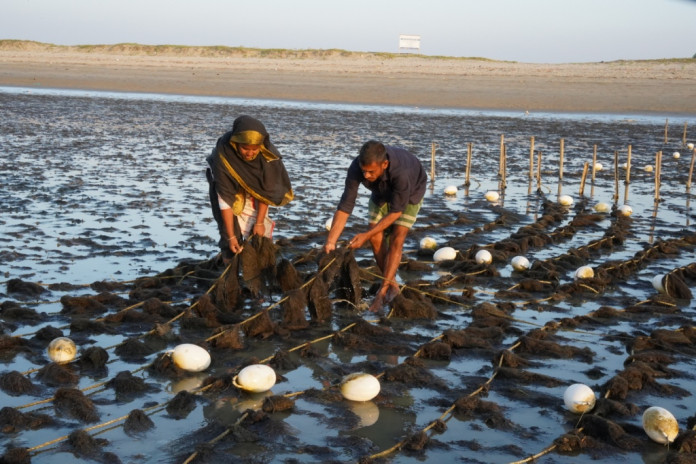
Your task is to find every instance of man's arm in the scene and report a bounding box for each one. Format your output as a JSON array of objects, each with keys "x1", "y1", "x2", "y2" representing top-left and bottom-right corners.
[
  {"x1": 324, "y1": 159, "x2": 362, "y2": 253},
  {"x1": 348, "y1": 210, "x2": 402, "y2": 249},
  {"x1": 323, "y1": 210, "x2": 351, "y2": 253}
]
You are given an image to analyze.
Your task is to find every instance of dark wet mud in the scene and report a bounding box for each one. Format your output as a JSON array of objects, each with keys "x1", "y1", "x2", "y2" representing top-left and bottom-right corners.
[{"x1": 1, "y1": 87, "x2": 695, "y2": 464}]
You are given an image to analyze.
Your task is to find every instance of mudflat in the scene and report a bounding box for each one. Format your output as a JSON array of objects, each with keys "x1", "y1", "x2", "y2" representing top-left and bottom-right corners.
[{"x1": 1, "y1": 42, "x2": 695, "y2": 114}]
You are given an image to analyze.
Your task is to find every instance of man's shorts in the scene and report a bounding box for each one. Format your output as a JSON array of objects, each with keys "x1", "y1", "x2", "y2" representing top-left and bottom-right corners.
[{"x1": 368, "y1": 199, "x2": 422, "y2": 229}]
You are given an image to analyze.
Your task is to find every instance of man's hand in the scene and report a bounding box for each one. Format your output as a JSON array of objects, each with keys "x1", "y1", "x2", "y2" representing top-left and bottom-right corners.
[
  {"x1": 348, "y1": 232, "x2": 369, "y2": 249},
  {"x1": 323, "y1": 241, "x2": 336, "y2": 254}
]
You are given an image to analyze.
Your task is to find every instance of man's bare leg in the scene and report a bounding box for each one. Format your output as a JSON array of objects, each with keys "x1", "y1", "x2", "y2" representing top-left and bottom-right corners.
[{"x1": 369, "y1": 225, "x2": 408, "y2": 312}]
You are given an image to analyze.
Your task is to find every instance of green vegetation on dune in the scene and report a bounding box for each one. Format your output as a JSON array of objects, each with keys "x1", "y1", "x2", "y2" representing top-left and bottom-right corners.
[
  {"x1": 0, "y1": 39, "x2": 509, "y2": 62},
  {"x1": 0, "y1": 40, "x2": 693, "y2": 64}
]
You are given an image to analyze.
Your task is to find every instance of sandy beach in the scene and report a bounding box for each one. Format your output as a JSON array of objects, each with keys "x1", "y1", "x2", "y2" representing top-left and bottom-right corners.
[{"x1": 1, "y1": 41, "x2": 695, "y2": 114}]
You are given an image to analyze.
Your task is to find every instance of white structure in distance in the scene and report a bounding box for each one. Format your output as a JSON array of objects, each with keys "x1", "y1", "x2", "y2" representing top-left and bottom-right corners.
[{"x1": 399, "y1": 34, "x2": 421, "y2": 53}]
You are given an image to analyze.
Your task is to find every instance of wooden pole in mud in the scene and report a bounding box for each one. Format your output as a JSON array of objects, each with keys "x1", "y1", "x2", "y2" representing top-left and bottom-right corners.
[
  {"x1": 430, "y1": 142, "x2": 437, "y2": 182},
  {"x1": 625, "y1": 145, "x2": 632, "y2": 185},
  {"x1": 682, "y1": 122, "x2": 688, "y2": 147},
  {"x1": 465, "y1": 143, "x2": 472, "y2": 186},
  {"x1": 579, "y1": 162, "x2": 589, "y2": 197},
  {"x1": 592, "y1": 145, "x2": 598, "y2": 183},
  {"x1": 664, "y1": 119, "x2": 669, "y2": 144},
  {"x1": 529, "y1": 136, "x2": 535, "y2": 180},
  {"x1": 501, "y1": 144, "x2": 507, "y2": 189},
  {"x1": 655, "y1": 150, "x2": 662, "y2": 201},
  {"x1": 536, "y1": 150, "x2": 542, "y2": 191},
  {"x1": 687, "y1": 149, "x2": 696, "y2": 190},
  {"x1": 613, "y1": 150, "x2": 619, "y2": 202},
  {"x1": 559, "y1": 138, "x2": 565, "y2": 180},
  {"x1": 499, "y1": 135, "x2": 504, "y2": 178}
]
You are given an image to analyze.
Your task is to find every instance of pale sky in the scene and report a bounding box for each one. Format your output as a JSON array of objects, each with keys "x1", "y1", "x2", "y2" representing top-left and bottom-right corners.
[{"x1": 3, "y1": 0, "x2": 696, "y2": 63}]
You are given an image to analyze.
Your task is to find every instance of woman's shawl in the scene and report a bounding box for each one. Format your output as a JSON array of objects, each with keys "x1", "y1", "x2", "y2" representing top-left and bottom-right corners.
[{"x1": 207, "y1": 116, "x2": 293, "y2": 214}]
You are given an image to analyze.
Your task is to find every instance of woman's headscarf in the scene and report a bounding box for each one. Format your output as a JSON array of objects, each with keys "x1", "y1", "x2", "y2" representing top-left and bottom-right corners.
[{"x1": 207, "y1": 115, "x2": 293, "y2": 214}]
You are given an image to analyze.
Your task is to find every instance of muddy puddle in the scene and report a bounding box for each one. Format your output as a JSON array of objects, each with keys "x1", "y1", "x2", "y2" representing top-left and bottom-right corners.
[{"x1": 1, "y1": 87, "x2": 695, "y2": 463}]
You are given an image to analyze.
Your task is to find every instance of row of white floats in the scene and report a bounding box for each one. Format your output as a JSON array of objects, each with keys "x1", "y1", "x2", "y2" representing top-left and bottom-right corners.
[
  {"x1": 443, "y1": 187, "x2": 634, "y2": 217},
  {"x1": 428, "y1": 240, "x2": 669, "y2": 289},
  {"x1": 47, "y1": 339, "x2": 680, "y2": 442},
  {"x1": 47, "y1": 340, "x2": 381, "y2": 401},
  {"x1": 564, "y1": 383, "x2": 679, "y2": 445}
]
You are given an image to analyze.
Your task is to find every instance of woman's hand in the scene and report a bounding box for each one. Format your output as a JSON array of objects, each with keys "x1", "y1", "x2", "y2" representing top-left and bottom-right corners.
[
  {"x1": 252, "y1": 222, "x2": 265, "y2": 237},
  {"x1": 228, "y1": 236, "x2": 243, "y2": 254}
]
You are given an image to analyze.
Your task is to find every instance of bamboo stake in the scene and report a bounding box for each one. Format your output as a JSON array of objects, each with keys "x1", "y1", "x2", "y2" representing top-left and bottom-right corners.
[
  {"x1": 613, "y1": 150, "x2": 619, "y2": 202},
  {"x1": 664, "y1": 118, "x2": 669, "y2": 144},
  {"x1": 501, "y1": 144, "x2": 507, "y2": 189},
  {"x1": 430, "y1": 142, "x2": 437, "y2": 182},
  {"x1": 625, "y1": 145, "x2": 632, "y2": 185},
  {"x1": 529, "y1": 136, "x2": 535, "y2": 180},
  {"x1": 536, "y1": 150, "x2": 542, "y2": 192},
  {"x1": 499, "y1": 134, "x2": 505, "y2": 178},
  {"x1": 655, "y1": 150, "x2": 662, "y2": 201},
  {"x1": 591, "y1": 145, "x2": 598, "y2": 183},
  {"x1": 579, "y1": 162, "x2": 589, "y2": 197},
  {"x1": 654, "y1": 151, "x2": 659, "y2": 200},
  {"x1": 559, "y1": 138, "x2": 565, "y2": 180},
  {"x1": 687, "y1": 149, "x2": 695, "y2": 190},
  {"x1": 683, "y1": 122, "x2": 688, "y2": 147},
  {"x1": 649, "y1": 200, "x2": 658, "y2": 244},
  {"x1": 465, "y1": 142, "x2": 472, "y2": 186}
]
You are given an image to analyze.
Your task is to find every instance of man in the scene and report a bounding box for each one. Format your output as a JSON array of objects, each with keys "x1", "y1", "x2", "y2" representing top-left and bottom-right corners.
[
  {"x1": 206, "y1": 116, "x2": 293, "y2": 263},
  {"x1": 323, "y1": 140, "x2": 427, "y2": 312}
]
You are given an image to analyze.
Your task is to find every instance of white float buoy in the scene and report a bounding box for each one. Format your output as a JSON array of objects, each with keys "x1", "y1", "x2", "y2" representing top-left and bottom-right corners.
[
  {"x1": 618, "y1": 204, "x2": 633, "y2": 217},
  {"x1": 171, "y1": 343, "x2": 211, "y2": 372},
  {"x1": 644, "y1": 165, "x2": 653, "y2": 172},
  {"x1": 325, "y1": 217, "x2": 333, "y2": 231},
  {"x1": 340, "y1": 372, "x2": 381, "y2": 402},
  {"x1": 484, "y1": 191, "x2": 500, "y2": 202},
  {"x1": 444, "y1": 185, "x2": 457, "y2": 196},
  {"x1": 559, "y1": 194, "x2": 573, "y2": 206},
  {"x1": 419, "y1": 236, "x2": 438, "y2": 250},
  {"x1": 574, "y1": 265, "x2": 594, "y2": 280},
  {"x1": 594, "y1": 162, "x2": 603, "y2": 171},
  {"x1": 433, "y1": 246, "x2": 457, "y2": 262},
  {"x1": 673, "y1": 151, "x2": 680, "y2": 159},
  {"x1": 621, "y1": 162, "x2": 628, "y2": 169},
  {"x1": 510, "y1": 256, "x2": 530, "y2": 271},
  {"x1": 47, "y1": 337, "x2": 77, "y2": 364},
  {"x1": 688, "y1": 142, "x2": 695, "y2": 150},
  {"x1": 594, "y1": 202, "x2": 610, "y2": 213},
  {"x1": 642, "y1": 406, "x2": 679, "y2": 444},
  {"x1": 652, "y1": 274, "x2": 665, "y2": 294},
  {"x1": 233, "y1": 364, "x2": 276, "y2": 393},
  {"x1": 475, "y1": 249, "x2": 493, "y2": 265},
  {"x1": 563, "y1": 383, "x2": 596, "y2": 414}
]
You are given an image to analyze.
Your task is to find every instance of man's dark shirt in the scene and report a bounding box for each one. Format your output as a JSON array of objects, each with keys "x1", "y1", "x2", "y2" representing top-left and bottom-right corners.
[{"x1": 336, "y1": 145, "x2": 427, "y2": 215}]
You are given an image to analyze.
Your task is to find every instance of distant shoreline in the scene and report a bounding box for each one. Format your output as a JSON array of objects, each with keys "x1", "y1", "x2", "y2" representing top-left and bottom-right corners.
[{"x1": 1, "y1": 41, "x2": 695, "y2": 115}]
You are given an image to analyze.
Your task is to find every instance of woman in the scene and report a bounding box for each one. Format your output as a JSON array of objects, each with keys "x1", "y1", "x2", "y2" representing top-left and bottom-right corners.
[{"x1": 206, "y1": 115, "x2": 293, "y2": 262}]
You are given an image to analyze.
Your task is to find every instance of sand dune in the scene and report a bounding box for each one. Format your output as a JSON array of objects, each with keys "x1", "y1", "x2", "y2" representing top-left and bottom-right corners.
[{"x1": 1, "y1": 41, "x2": 695, "y2": 114}]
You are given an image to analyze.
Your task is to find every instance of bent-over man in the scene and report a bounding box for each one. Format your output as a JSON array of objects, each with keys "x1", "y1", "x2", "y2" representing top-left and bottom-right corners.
[{"x1": 323, "y1": 140, "x2": 427, "y2": 312}]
